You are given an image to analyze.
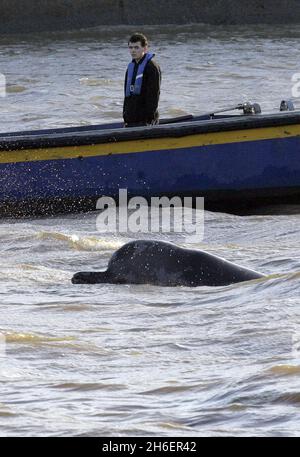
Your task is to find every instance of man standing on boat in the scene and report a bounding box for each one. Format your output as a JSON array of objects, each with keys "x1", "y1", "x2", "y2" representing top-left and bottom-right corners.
[{"x1": 123, "y1": 33, "x2": 161, "y2": 128}]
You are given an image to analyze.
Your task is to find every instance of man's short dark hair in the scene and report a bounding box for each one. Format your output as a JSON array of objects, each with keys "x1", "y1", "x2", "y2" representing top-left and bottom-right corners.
[{"x1": 128, "y1": 33, "x2": 148, "y2": 47}]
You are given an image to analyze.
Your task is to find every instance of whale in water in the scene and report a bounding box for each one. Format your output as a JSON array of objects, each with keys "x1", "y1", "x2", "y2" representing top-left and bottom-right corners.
[{"x1": 71, "y1": 240, "x2": 264, "y2": 287}]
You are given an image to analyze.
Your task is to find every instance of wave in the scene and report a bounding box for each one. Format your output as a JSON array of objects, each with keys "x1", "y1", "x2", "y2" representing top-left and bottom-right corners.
[
  {"x1": 79, "y1": 77, "x2": 114, "y2": 86},
  {"x1": 268, "y1": 364, "x2": 300, "y2": 376},
  {"x1": 3, "y1": 331, "x2": 75, "y2": 344},
  {"x1": 6, "y1": 84, "x2": 27, "y2": 93},
  {"x1": 52, "y1": 382, "x2": 125, "y2": 391},
  {"x1": 37, "y1": 231, "x2": 123, "y2": 251}
]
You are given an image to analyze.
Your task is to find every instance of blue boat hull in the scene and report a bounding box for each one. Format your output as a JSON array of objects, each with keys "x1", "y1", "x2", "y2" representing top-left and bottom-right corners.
[{"x1": 1, "y1": 112, "x2": 300, "y2": 215}]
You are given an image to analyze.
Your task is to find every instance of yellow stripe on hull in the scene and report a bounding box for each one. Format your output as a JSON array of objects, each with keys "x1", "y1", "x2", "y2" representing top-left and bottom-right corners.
[{"x1": 0, "y1": 123, "x2": 300, "y2": 164}]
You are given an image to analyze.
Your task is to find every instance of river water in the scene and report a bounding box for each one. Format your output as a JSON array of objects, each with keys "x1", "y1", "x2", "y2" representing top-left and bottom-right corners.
[{"x1": 0, "y1": 24, "x2": 300, "y2": 437}]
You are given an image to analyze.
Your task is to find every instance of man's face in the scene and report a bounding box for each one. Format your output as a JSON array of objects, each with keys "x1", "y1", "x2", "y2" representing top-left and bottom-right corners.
[{"x1": 128, "y1": 41, "x2": 147, "y2": 61}]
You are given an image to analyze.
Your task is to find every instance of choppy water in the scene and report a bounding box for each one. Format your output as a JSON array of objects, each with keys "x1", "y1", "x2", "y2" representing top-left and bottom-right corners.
[
  {"x1": 0, "y1": 24, "x2": 300, "y2": 437},
  {"x1": 1, "y1": 23, "x2": 300, "y2": 131}
]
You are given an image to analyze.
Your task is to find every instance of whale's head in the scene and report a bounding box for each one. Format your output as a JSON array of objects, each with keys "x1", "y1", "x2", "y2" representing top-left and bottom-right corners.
[{"x1": 71, "y1": 271, "x2": 108, "y2": 284}]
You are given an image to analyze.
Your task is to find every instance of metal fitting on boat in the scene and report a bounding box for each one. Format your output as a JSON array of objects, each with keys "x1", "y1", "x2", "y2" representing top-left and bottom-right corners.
[
  {"x1": 280, "y1": 100, "x2": 295, "y2": 111},
  {"x1": 242, "y1": 102, "x2": 262, "y2": 115}
]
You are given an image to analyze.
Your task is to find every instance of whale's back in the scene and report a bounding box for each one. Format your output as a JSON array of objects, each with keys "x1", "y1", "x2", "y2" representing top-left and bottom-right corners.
[{"x1": 105, "y1": 240, "x2": 263, "y2": 287}]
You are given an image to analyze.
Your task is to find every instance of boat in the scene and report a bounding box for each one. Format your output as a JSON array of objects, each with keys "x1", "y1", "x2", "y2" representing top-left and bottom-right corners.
[{"x1": 1, "y1": 101, "x2": 300, "y2": 217}]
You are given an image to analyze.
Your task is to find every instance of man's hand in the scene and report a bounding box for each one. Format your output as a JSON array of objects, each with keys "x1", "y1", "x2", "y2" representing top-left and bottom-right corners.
[{"x1": 146, "y1": 120, "x2": 157, "y2": 126}]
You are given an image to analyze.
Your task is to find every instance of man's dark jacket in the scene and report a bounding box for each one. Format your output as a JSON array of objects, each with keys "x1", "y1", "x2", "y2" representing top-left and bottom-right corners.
[{"x1": 123, "y1": 55, "x2": 161, "y2": 125}]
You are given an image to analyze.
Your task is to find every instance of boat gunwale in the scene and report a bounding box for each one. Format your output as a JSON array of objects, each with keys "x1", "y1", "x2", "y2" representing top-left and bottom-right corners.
[{"x1": 1, "y1": 111, "x2": 300, "y2": 152}]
